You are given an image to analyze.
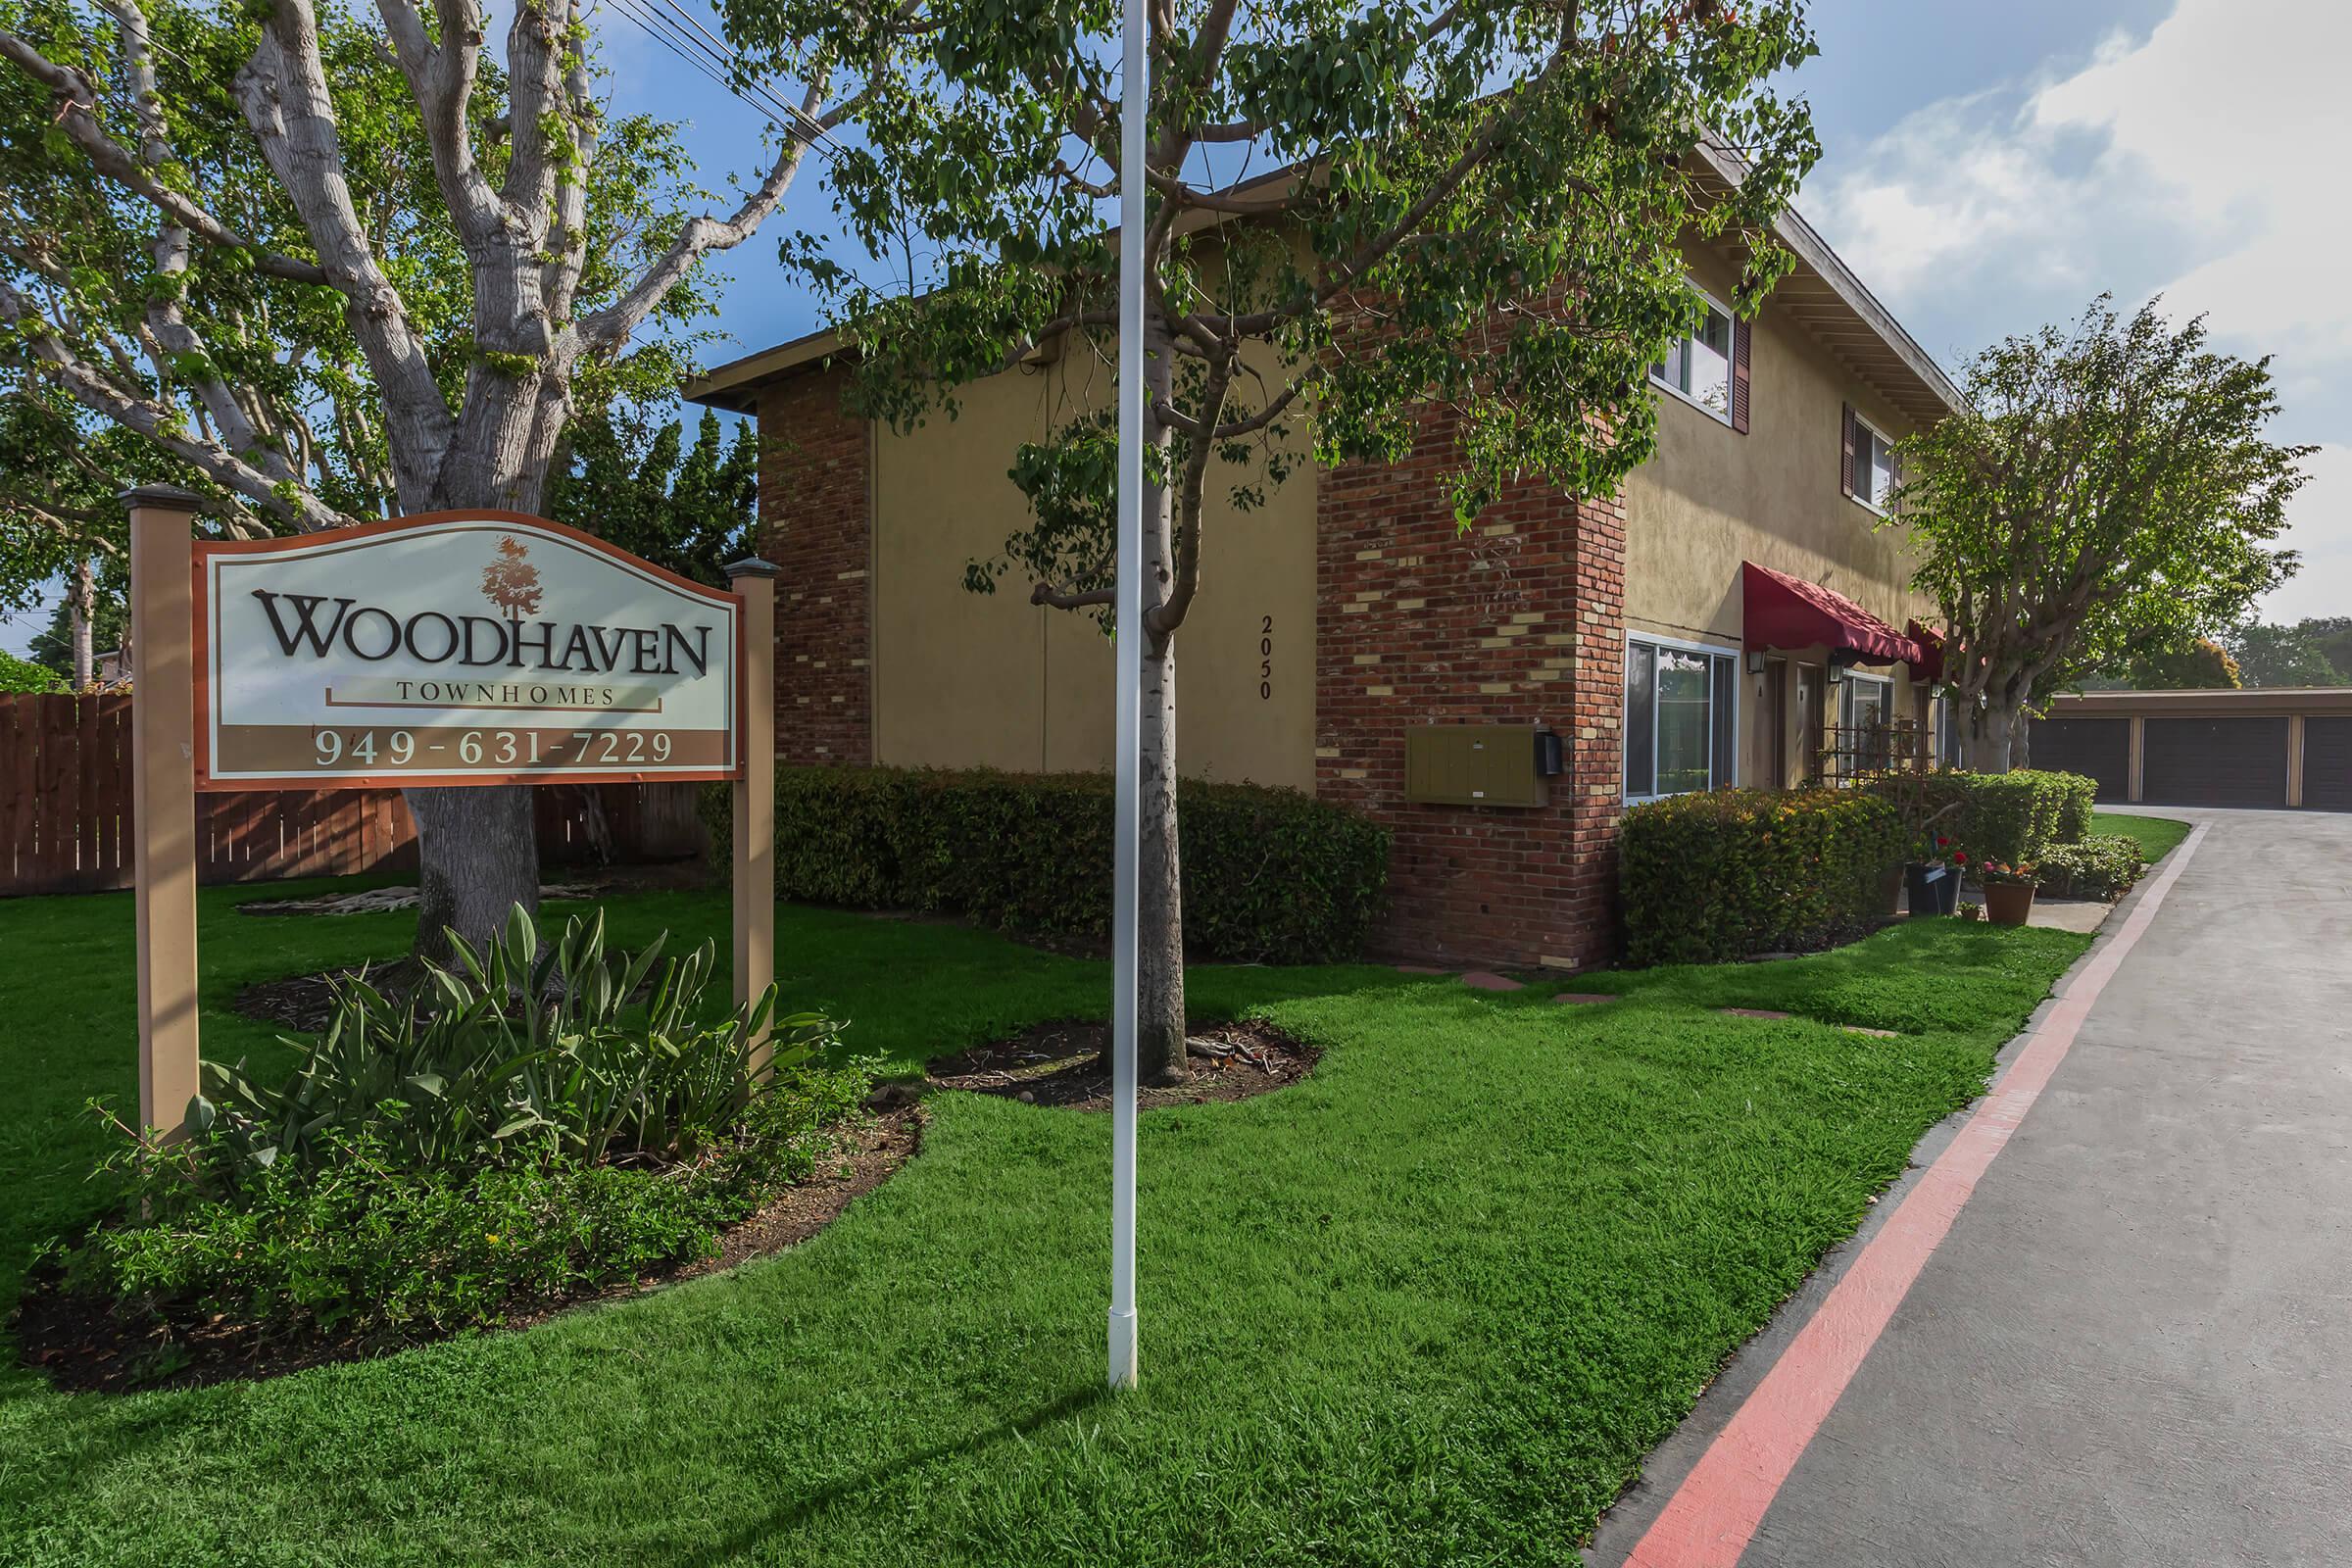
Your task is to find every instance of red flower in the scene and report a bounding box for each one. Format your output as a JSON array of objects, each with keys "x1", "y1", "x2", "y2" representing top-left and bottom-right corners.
[
  {"x1": 1936, "y1": 836, "x2": 1949, "y2": 848},
  {"x1": 1951, "y1": 850, "x2": 1969, "y2": 864}
]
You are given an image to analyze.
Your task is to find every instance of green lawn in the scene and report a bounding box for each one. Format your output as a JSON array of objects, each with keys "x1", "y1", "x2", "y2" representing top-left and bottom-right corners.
[
  {"x1": 2091, "y1": 809, "x2": 2194, "y2": 864},
  {"x1": 0, "y1": 879, "x2": 2092, "y2": 1566}
]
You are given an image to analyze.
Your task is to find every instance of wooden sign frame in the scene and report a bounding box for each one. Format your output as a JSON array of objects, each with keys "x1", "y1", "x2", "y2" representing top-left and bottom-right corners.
[
  {"x1": 189, "y1": 509, "x2": 748, "y2": 791},
  {"x1": 124, "y1": 487, "x2": 779, "y2": 1135}
]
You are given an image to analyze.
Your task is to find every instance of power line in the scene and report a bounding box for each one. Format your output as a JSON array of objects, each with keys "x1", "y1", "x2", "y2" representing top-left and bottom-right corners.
[{"x1": 598, "y1": 0, "x2": 837, "y2": 150}]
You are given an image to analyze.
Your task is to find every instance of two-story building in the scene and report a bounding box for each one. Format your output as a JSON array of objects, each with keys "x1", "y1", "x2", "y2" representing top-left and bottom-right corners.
[{"x1": 687, "y1": 148, "x2": 1961, "y2": 969}]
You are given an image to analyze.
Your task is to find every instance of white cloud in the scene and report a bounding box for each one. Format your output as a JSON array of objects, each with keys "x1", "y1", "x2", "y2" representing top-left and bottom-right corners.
[
  {"x1": 2261, "y1": 443, "x2": 2352, "y2": 623},
  {"x1": 1820, "y1": 0, "x2": 2352, "y2": 361},
  {"x1": 2030, "y1": 0, "x2": 2352, "y2": 359},
  {"x1": 1812, "y1": 0, "x2": 2352, "y2": 622}
]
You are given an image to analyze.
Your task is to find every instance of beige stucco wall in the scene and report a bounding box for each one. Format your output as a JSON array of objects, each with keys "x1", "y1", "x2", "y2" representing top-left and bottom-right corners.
[
  {"x1": 858, "y1": 232, "x2": 1938, "y2": 797},
  {"x1": 1624, "y1": 239, "x2": 1936, "y2": 787},
  {"x1": 869, "y1": 348, "x2": 1318, "y2": 789}
]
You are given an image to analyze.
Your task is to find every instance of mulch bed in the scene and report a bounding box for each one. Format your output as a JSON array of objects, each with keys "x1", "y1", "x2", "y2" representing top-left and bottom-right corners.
[
  {"x1": 12, "y1": 1109, "x2": 920, "y2": 1396},
  {"x1": 923, "y1": 1016, "x2": 1317, "y2": 1110},
  {"x1": 235, "y1": 965, "x2": 387, "y2": 1033}
]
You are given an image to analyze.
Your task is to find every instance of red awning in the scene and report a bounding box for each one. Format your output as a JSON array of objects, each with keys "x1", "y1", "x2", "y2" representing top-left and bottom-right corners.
[
  {"x1": 1905, "y1": 619, "x2": 1946, "y2": 683},
  {"x1": 1740, "y1": 561, "x2": 1919, "y2": 666}
]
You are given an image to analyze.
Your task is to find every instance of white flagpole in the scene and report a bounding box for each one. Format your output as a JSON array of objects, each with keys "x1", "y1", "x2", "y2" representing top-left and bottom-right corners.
[{"x1": 1107, "y1": 0, "x2": 1147, "y2": 1393}]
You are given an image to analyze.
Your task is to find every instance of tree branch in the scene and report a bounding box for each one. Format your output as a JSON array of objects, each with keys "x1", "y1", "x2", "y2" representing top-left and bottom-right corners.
[
  {"x1": 237, "y1": 0, "x2": 453, "y2": 509},
  {"x1": 0, "y1": 281, "x2": 348, "y2": 529},
  {"x1": 577, "y1": 87, "x2": 825, "y2": 351},
  {"x1": 0, "y1": 28, "x2": 327, "y2": 283}
]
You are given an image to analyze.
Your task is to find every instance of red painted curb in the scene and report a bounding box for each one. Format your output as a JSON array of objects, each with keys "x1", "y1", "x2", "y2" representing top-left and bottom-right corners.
[{"x1": 1619, "y1": 823, "x2": 2210, "y2": 1568}]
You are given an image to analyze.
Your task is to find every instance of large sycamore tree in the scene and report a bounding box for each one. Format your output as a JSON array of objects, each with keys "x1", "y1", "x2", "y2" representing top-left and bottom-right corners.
[
  {"x1": 730, "y1": 0, "x2": 1821, "y2": 1080},
  {"x1": 0, "y1": 0, "x2": 873, "y2": 953},
  {"x1": 1896, "y1": 298, "x2": 2308, "y2": 771}
]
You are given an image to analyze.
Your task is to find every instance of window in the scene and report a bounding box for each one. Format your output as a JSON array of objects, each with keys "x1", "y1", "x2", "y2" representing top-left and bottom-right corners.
[
  {"x1": 1837, "y1": 670, "x2": 1895, "y2": 776},
  {"x1": 1624, "y1": 637, "x2": 1739, "y2": 799},
  {"x1": 1844, "y1": 408, "x2": 1899, "y2": 512},
  {"x1": 1652, "y1": 288, "x2": 1737, "y2": 423},
  {"x1": 1839, "y1": 670, "x2": 1892, "y2": 733}
]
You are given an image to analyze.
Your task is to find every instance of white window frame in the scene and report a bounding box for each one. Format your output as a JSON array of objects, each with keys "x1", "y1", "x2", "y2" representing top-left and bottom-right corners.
[
  {"x1": 1623, "y1": 630, "x2": 1741, "y2": 803},
  {"x1": 1850, "y1": 412, "x2": 1897, "y2": 516},
  {"x1": 1838, "y1": 668, "x2": 1894, "y2": 730},
  {"x1": 1649, "y1": 281, "x2": 1738, "y2": 428}
]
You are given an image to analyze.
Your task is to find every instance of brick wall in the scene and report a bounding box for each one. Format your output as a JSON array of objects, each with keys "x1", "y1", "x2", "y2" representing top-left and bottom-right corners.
[
  {"x1": 756, "y1": 368, "x2": 872, "y2": 764},
  {"x1": 1315, "y1": 411, "x2": 1628, "y2": 970}
]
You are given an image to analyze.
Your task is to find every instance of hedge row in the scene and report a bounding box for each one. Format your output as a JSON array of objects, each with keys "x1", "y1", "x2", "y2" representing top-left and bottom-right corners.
[
  {"x1": 1620, "y1": 789, "x2": 1906, "y2": 966},
  {"x1": 2034, "y1": 835, "x2": 2145, "y2": 903},
  {"x1": 703, "y1": 766, "x2": 1392, "y2": 964},
  {"x1": 1884, "y1": 768, "x2": 2100, "y2": 865}
]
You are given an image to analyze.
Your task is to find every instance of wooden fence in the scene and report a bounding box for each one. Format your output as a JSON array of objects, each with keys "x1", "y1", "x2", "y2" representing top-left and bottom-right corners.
[{"x1": 0, "y1": 692, "x2": 709, "y2": 896}]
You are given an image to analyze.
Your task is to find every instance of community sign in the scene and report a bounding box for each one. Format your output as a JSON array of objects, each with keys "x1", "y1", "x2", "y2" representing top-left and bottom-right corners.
[{"x1": 193, "y1": 511, "x2": 742, "y2": 788}]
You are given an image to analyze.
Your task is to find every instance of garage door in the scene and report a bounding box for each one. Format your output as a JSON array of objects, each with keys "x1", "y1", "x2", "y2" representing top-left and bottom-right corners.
[
  {"x1": 2141, "y1": 717, "x2": 2288, "y2": 807},
  {"x1": 2303, "y1": 718, "x2": 2352, "y2": 811},
  {"x1": 2029, "y1": 717, "x2": 2131, "y2": 800}
]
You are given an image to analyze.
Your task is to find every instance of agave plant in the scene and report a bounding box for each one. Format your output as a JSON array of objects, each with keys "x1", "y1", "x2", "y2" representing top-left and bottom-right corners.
[{"x1": 195, "y1": 905, "x2": 837, "y2": 1180}]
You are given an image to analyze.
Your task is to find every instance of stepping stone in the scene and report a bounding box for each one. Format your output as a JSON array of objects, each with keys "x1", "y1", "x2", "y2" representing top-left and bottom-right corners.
[
  {"x1": 1552, "y1": 992, "x2": 1619, "y2": 1005},
  {"x1": 1718, "y1": 1006, "x2": 1792, "y2": 1020},
  {"x1": 1395, "y1": 964, "x2": 1448, "y2": 975},
  {"x1": 1459, "y1": 971, "x2": 1524, "y2": 992},
  {"x1": 1842, "y1": 1025, "x2": 1899, "y2": 1039}
]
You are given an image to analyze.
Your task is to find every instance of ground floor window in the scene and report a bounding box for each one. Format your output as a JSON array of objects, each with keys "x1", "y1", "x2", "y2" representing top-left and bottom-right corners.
[
  {"x1": 1625, "y1": 637, "x2": 1738, "y2": 799},
  {"x1": 1836, "y1": 669, "x2": 1896, "y2": 774}
]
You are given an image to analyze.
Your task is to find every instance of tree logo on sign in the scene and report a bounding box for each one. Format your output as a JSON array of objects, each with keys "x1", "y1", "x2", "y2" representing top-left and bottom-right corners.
[{"x1": 481, "y1": 536, "x2": 543, "y2": 618}]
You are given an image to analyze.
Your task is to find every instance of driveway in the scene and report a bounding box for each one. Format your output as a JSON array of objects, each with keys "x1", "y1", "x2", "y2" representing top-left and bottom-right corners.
[{"x1": 1589, "y1": 808, "x2": 2352, "y2": 1568}]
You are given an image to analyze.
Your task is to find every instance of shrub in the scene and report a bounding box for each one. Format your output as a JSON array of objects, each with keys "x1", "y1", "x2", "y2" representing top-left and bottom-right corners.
[
  {"x1": 0, "y1": 650, "x2": 64, "y2": 694},
  {"x1": 1620, "y1": 788, "x2": 1905, "y2": 965},
  {"x1": 704, "y1": 767, "x2": 1392, "y2": 963},
  {"x1": 1883, "y1": 768, "x2": 2098, "y2": 866},
  {"x1": 59, "y1": 906, "x2": 874, "y2": 1343},
  {"x1": 195, "y1": 906, "x2": 836, "y2": 1177},
  {"x1": 2034, "y1": 834, "x2": 2146, "y2": 903},
  {"x1": 66, "y1": 1068, "x2": 873, "y2": 1339}
]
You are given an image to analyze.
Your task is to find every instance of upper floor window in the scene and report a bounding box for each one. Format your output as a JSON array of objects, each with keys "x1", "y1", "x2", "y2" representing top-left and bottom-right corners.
[
  {"x1": 1652, "y1": 284, "x2": 1750, "y2": 431},
  {"x1": 1842, "y1": 406, "x2": 1899, "y2": 513}
]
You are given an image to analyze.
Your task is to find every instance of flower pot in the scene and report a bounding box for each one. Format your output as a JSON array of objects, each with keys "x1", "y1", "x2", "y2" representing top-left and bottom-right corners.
[
  {"x1": 1879, "y1": 862, "x2": 1906, "y2": 917},
  {"x1": 1905, "y1": 861, "x2": 1947, "y2": 918},
  {"x1": 1984, "y1": 882, "x2": 2035, "y2": 926},
  {"x1": 1936, "y1": 867, "x2": 1962, "y2": 915}
]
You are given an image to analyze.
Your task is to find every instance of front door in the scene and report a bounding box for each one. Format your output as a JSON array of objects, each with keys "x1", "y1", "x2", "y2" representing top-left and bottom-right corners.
[{"x1": 1751, "y1": 657, "x2": 1788, "y2": 788}]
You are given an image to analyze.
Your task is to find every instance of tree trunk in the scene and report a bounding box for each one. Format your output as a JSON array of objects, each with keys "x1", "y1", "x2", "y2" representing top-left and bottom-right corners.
[
  {"x1": 1138, "y1": 633, "x2": 1186, "y2": 1083},
  {"x1": 70, "y1": 559, "x2": 93, "y2": 690},
  {"x1": 1136, "y1": 330, "x2": 1187, "y2": 1084},
  {"x1": 407, "y1": 784, "x2": 541, "y2": 962},
  {"x1": 1965, "y1": 699, "x2": 2020, "y2": 772},
  {"x1": 2009, "y1": 708, "x2": 2034, "y2": 769}
]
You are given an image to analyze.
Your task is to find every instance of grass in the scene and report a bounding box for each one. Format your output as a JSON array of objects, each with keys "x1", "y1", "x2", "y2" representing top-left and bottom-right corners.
[
  {"x1": 2091, "y1": 809, "x2": 2193, "y2": 864},
  {"x1": 0, "y1": 878, "x2": 2092, "y2": 1566}
]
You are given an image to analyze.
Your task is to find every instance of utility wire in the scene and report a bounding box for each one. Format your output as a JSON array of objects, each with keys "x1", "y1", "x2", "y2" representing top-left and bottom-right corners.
[{"x1": 598, "y1": 0, "x2": 837, "y2": 149}]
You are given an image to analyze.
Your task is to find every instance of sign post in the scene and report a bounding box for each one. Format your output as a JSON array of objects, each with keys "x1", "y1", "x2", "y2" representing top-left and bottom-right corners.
[
  {"x1": 725, "y1": 556, "x2": 779, "y2": 1070},
  {"x1": 1107, "y1": 0, "x2": 1148, "y2": 1393},
  {"x1": 125, "y1": 485, "x2": 204, "y2": 1135},
  {"x1": 122, "y1": 502, "x2": 764, "y2": 1139}
]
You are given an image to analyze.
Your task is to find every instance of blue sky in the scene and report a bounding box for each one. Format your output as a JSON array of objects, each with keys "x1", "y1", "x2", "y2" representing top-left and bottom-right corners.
[{"x1": 7, "y1": 0, "x2": 2343, "y2": 654}]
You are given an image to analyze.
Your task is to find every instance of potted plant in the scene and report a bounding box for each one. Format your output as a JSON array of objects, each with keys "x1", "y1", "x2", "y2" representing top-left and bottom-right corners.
[
  {"x1": 1979, "y1": 858, "x2": 2038, "y2": 925},
  {"x1": 1904, "y1": 832, "x2": 1959, "y2": 918}
]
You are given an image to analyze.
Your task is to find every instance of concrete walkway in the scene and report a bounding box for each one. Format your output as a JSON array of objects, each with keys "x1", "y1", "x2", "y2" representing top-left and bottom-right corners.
[{"x1": 1589, "y1": 808, "x2": 2352, "y2": 1568}]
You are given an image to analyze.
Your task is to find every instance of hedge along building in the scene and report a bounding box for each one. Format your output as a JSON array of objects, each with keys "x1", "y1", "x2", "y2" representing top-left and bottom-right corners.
[{"x1": 687, "y1": 150, "x2": 1964, "y2": 969}]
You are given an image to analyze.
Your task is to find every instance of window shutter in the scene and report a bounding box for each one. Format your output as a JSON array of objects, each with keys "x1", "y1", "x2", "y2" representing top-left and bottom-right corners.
[
  {"x1": 1730, "y1": 317, "x2": 1752, "y2": 434},
  {"x1": 1839, "y1": 403, "x2": 1856, "y2": 498}
]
